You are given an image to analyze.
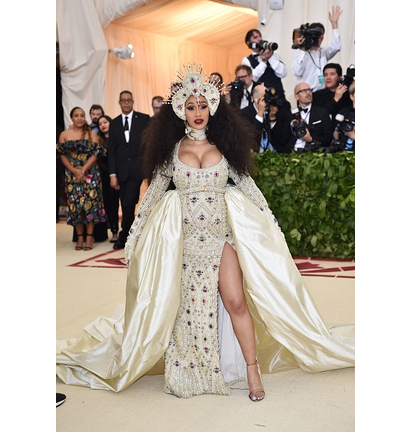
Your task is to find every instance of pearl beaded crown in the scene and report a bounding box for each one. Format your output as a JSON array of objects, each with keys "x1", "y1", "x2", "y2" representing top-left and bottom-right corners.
[{"x1": 163, "y1": 62, "x2": 225, "y2": 120}]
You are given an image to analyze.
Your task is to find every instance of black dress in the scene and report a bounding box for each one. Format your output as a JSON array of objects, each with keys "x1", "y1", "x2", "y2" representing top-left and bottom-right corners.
[{"x1": 99, "y1": 136, "x2": 120, "y2": 236}]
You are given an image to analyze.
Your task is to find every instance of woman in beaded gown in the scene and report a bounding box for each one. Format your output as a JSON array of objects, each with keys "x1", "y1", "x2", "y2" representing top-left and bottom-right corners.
[
  {"x1": 57, "y1": 107, "x2": 106, "y2": 250},
  {"x1": 57, "y1": 64, "x2": 354, "y2": 400}
]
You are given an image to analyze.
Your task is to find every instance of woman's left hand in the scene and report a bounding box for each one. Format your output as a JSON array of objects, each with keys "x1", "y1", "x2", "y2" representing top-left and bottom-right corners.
[{"x1": 74, "y1": 168, "x2": 85, "y2": 183}]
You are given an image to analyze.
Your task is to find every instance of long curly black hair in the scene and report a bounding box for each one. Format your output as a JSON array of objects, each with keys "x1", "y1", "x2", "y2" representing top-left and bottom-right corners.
[{"x1": 141, "y1": 98, "x2": 257, "y2": 182}]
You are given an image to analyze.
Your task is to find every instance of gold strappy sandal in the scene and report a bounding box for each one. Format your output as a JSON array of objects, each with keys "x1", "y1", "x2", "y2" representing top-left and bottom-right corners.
[{"x1": 247, "y1": 360, "x2": 265, "y2": 402}]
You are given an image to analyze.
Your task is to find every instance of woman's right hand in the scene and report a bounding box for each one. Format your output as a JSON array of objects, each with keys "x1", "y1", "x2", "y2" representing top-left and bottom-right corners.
[{"x1": 73, "y1": 168, "x2": 85, "y2": 183}]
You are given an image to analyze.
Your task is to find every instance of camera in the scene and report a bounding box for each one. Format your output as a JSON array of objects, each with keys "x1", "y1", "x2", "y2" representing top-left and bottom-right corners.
[
  {"x1": 324, "y1": 140, "x2": 344, "y2": 153},
  {"x1": 303, "y1": 140, "x2": 322, "y2": 152},
  {"x1": 228, "y1": 79, "x2": 246, "y2": 108},
  {"x1": 229, "y1": 79, "x2": 245, "y2": 98},
  {"x1": 264, "y1": 87, "x2": 286, "y2": 108},
  {"x1": 335, "y1": 111, "x2": 355, "y2": 134},
  {"x1": 292, "y1": 23, "x2": 324, "y2": 49},
  {"x1": 325, "y1": 111, "x2": 355, "y2": 153},
  {"x1": 230, "y1": 79, "x2": 245, "y2": 93},
  {"x1": 248, "y1": 40, "x2": 278, "y2": 52},
  {"x1": 290, "y1": 107, "x2": 308, "y2": 138},
  {"x1": 338, "y1": 64, "x2": 355, "y2": 87}
]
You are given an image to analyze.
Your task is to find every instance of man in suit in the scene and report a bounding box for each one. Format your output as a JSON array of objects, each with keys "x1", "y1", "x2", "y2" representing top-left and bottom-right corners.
[
  {"x1": 312, "y1": 63, "x2": 353, "y2": 128},
  {"x1": 108, "y1": 90, "x2": 150, "y2": 249},
  {"x1": 89, "y1": 104, "x2": 105, "y2": 133},
  {"x1": 240, "y1": 84, "x2": 267, "y2": 151},
  {"x1": 226, "y1": 65, "x2": 256, "y2": 111},
  {"x1": 241, "y1": 85, "x2": 292, "y2": 153},
  {"x1": 289, "y1": 82, "x2": 333, "y2": 152},
  {"x1": 242, "y1": 28, "x2": 287, "y2": 93}
]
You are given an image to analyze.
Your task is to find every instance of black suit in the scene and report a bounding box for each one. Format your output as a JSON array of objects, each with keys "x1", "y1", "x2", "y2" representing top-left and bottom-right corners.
[
  {"x1": 288, "y1": 104, "x2": 333, "y2": 152},
  {"x1": 240, "y1": 103, "x2": 292, "y2": 153},
  {"x1": 230, "y1": 82, "x2": 256, "y2": 111},
  {"x1": 312, "y1": 88, "x2": 352, "y2": 128},
  {"x1": 108, "y1": 110, "x2": 150, "y2": 245},
  {"x1": 240, "y1": 104, "x2": 263, "y2": 151}
]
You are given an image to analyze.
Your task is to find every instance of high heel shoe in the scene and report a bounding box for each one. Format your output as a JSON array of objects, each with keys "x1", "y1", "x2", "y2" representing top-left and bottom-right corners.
[
  {"x1": 247, "y1": 360, "x2": 265, "y2": 402},
  {"x1": 83, "y1": 234, "x2": 94, "y2": 251},
  {"x1": 75, "y1": 233, "x2": 84, "y2": 250}
]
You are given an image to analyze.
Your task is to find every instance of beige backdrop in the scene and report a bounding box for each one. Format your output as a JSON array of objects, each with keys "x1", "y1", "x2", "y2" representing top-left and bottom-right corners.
[{"x1": 57, "y1": 0, "x2": 355, "y2": 124}]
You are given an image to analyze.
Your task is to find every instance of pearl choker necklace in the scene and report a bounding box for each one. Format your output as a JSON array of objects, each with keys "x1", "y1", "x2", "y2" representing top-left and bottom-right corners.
[{"x1": 185, "y1": 123, "x2": 208, "y2": 141}]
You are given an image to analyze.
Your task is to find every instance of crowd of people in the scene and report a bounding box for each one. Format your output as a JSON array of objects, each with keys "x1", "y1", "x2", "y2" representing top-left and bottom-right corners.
[
  {"x1": 56, "y1": 5, "x2": 354, "y2": 406},
  {"x1": 224, "y1": 5, "x2": 355, "y2": 154},
  {"x1": 56, "y1": 94, "x2": 164, "y2": 249}
]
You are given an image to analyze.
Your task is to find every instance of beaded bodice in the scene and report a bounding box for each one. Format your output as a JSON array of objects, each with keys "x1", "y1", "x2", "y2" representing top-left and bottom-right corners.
[{"x1": 173, "y1": 141, "x2": 233, "y2": 254}]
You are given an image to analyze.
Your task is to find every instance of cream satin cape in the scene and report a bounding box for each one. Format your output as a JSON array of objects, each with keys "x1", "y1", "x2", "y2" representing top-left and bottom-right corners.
[{"x1": 56, "y1": 186, "x2": 354, "y2": 392}]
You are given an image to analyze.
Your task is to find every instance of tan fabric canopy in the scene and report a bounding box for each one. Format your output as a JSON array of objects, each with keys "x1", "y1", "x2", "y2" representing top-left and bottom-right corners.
[{"x1": 56, "y1": 0, "x2": 355, "y2": 125}]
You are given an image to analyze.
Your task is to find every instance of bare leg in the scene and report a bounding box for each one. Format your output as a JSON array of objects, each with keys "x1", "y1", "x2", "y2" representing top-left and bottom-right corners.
[
  {"x1": 75, "y1": 224, "x2": 85, "y2": 250},
  {"x1": 218, "y1": 243, "x2": 264, "y2": 401},
  {"x1": 84, "y1": 222, "x2": 94, "y2": 250}
]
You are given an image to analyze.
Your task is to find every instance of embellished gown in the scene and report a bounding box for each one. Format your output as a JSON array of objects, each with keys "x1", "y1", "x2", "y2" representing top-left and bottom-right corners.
[{"x1": 56, "y1": 138, "x2": 354, "y2": 396}]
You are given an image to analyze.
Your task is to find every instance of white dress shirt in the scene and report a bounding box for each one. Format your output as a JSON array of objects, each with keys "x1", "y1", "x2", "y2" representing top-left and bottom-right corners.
[
  {"x1": 122, "y1": 112, "x2": 133, "y2": 143},
  {"x1": 292, "y1": 29, "x2": 341, "y2": 92},
  {"x1": 242, "y1": 52, "x2": 288, "y2": 83},
  {"x1": 239, "y1": 83, "x2": 254, "y2": 110},
  {"x1": 294, "y1": 104, "x2": 312, "y2": 150}
]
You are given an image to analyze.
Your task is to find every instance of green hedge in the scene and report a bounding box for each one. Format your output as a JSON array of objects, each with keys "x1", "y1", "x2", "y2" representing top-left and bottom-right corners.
[{"x1": 252, "y1": 150, "x2": 355, "y2": 259}]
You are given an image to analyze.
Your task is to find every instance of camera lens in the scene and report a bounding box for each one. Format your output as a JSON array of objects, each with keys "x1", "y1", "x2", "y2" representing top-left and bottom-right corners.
[
  {"x1": 343, "y1": 123, "x2": 353, "y2": 132},
  {"x1": 260, "y1": 40, "x2": 278, "y2": 51},
  {"x1": 297, "y1": 128, "x2": 306, "y2": 138}
]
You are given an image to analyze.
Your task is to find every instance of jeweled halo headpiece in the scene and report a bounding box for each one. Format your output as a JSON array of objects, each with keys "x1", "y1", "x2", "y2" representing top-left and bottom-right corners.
[{"x1": 163, "y1": 62, "x2": 225, "y2": 120}]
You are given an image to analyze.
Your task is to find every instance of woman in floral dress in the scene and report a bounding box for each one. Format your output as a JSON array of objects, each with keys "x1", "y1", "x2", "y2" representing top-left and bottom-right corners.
[{"x1": 57, "y1": 107, "x2": 106, "y2": 250}]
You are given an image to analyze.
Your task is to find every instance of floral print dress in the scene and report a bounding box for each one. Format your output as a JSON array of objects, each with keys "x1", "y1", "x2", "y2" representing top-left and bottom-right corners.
[{"x1": 56, "y1": 139, "x2": 106, "y2": 226}]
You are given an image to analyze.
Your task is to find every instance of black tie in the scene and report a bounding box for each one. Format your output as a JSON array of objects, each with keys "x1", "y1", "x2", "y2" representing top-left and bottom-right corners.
[
  {"x1": 300, "y1": 108, "x2": 308, "y2": 113},
  {"x1": 124, "y1": 116, "x2": 129, "y2": 131},
  {"x1": 246, "y1": 90, "x2": 252, "y2": 105}
]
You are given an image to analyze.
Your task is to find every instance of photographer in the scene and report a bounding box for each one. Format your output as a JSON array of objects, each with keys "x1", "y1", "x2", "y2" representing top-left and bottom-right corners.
[
  {"x1": 226, "y1": 65, "x2": 256, "y2": 110},
  {"x1": 312, "y1": 63, "x2": 353, "y2": 127},
  {"x1": 292, "y1": 6, "x2": 343, "y2": 93},
  {"x1": 242, "y1": 28, "x2": 287, "y2": 93},
  {"x1": 289, "y1": 83, "x2": 333, "y2": 153},
  {"x1": 240, "y1": 85, "x2": 292, "y2": 153},
  {"x1": 326, "y1": 81, "x2": 355, "y2": 153}
]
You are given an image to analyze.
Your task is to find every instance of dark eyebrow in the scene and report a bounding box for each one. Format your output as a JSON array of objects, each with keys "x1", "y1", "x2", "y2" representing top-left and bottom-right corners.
[{"x1": 186, "y1": 101, "x2": 208, "y2": 106}]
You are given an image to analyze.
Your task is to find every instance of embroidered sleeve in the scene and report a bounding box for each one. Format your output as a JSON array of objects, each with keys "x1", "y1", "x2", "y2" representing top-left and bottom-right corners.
[
  {"x1": 124, "y1": 163, "x2": 172, "y2": 265},
  {"x1": 228, "y1": 165, "x2": 283, "y2": 235}
]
